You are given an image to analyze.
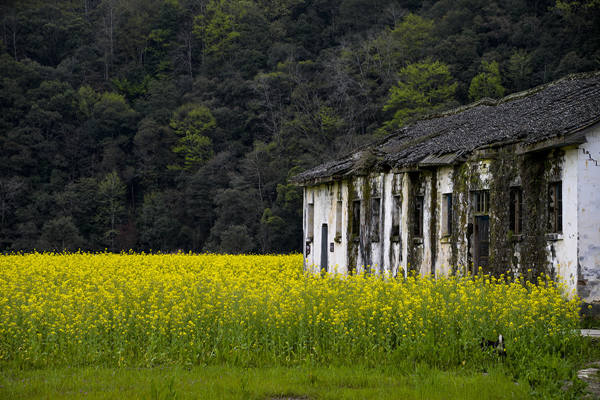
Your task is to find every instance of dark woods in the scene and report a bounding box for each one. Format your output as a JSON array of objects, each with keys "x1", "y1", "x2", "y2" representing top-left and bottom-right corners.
[{"x1": 0, "y1": 0, "x2": 598, "y2": 253}]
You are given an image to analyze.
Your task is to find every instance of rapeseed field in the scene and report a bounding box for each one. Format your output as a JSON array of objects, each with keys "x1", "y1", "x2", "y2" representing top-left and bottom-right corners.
[{"x1": 0, "y1": 253, "x2": 581, "y2": 370}]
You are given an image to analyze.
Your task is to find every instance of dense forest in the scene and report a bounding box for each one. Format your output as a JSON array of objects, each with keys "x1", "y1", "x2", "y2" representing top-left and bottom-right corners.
[{"x1": 1, "y1": 0, "x2": 599, "y2": 253}]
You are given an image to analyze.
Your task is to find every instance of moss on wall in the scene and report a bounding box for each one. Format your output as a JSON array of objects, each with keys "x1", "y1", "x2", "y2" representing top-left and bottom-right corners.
[
  {"x1": 361, "y1": 176, "x2": 373, "y2": 273},
  {"x1": 489, "y1": 147, "x2": 519, "y2": 276},
  {"x1": 429, "y1": 169, "x2": 438, "y2": 276},
  {"x1": 340, "y1": 148, "x2": 560, "y2": 280},
  {"x1": 488, "y1": 148, "x2": 560, "y2": 280},
  {"x1": 519, "y1": 152, "x2": 550, "y2": 280},
  {"x1": 388, "y1": 174, "x2": 404, "y2": 275},
  {"x1": 345, "y1": 176, "x2": 374, "y2": 274},
  {"x1": 346, "y1": 178, "x2": 357, "y2": 274},
  {"x1": 406, "y1": 171, "x2": 424, "y2": 274},
  {"x1": 450, "y1": 163, "x2": 469, "y2": 274}
]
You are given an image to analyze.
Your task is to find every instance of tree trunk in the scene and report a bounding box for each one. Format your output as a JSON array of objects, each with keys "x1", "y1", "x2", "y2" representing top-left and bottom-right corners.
[{"x1": 187, "y1": 32, "x2": 193, "y2": 79}]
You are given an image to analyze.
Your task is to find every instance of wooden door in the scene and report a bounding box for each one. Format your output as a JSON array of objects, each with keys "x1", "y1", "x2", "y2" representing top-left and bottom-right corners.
[
  {"x1": 474, "y1": 216, "x2": 489, "y2": 270},
  {"x1": 321, "y1": 224, "x2": 328, "y2": 272}
]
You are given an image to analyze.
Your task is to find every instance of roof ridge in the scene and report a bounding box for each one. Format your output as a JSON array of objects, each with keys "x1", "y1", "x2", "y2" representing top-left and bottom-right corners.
[
  {"x1": 422, "y1": 70, "x2": 600, "y2": 121},
  {"x1": 292, "y1": 71, "x2": 600, "y2": 185}
]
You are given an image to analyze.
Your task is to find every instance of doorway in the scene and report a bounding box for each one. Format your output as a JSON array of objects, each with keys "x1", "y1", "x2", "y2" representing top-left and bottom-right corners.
[
  {"x1": 474, "y1": 215, "x2": 490, "y2": 270},
  {"x1": 321, "y1": 224, "x2": 328, "y2": 272}
]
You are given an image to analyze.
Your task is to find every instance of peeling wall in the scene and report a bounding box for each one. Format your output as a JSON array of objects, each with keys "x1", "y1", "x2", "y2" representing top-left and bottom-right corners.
[
  {"x1": 578, "y1": 126, "x2": 600, "y2": 303},
  {"x1": 435, "y1": 167, "x2": 454, "y2": 277},
  {"x1": 303, "y1": 181, "x2": 349, "y2": 274},
  {"x1": 302, "y1": 128, "x2": 600, "y2": 302},
  {"x1": 549, "y1": 147, "x2": 578, "y2": 295}
]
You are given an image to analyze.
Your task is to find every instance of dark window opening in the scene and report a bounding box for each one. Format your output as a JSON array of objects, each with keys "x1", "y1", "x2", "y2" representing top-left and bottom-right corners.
[
  {"x1": 307, "y1": 203, "x2": 314, "y2": 240},
  {"x1": 548, "y1": 182, "x2": 562, "y2": 233},
  {"x1": 391, "y1": 195, "x2": 401, "y2": 240},
  {"x1": 352, "y1": 200, "x2": 361, "y2": 239},
  {"x1": 414, "y1": 195, "x2": 424, "y2": 238},
  {"x1": 472, "y1": 190, "x2": 490, "y2": 214},
  {"x1": 371, "y1": 198, "x2": 380, "y2": 242},
  {"x1": 442, "y1": 193, "x2": 453, "y2": 236},
  {"x1": 335, "y1": 200, "x2": 343, "y2": 239},
  {"x1": 509, "y1": 187, "x2": 523, "y2": 235}
]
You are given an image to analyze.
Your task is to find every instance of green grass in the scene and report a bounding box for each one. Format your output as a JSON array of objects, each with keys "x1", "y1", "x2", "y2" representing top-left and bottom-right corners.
[
  {"x1": 3, "y1": 336, "x2": 598, "y2": 400},
  {"x1": 0, "y1": 364, "x2": 535, "y2": 400}
]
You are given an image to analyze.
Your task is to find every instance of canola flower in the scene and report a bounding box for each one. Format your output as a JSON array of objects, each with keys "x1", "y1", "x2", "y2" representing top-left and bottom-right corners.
[{"x1": 0, "y1": 253, "x2": 581, "y2": 368}]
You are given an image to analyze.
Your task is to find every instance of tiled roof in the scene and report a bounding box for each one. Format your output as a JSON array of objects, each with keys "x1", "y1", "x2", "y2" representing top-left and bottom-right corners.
[{"x1": 292, "y1": 72, "x2": 600, "y2": 185}]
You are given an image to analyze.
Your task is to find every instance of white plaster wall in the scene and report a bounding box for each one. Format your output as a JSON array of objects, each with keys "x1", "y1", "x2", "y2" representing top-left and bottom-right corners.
[
  {"x1": 303, "y1": 181, "x2": 349, "y2": 274},
  {"x1": 382, "y1": 173, "x2": 401, "y2": 277},
  {"x1": 381, "y1": 173, "x2": 391, "y2": 275},
  {"x1": 354, "y1": 176, "x2": 365, "y2": 272},
  {"x1": 302, "y1": 142, "x2": 599, "y2": 299},
  {"x1": 420, "y1": 171, "x2": 433, "y2": 276},
  {"x1": 578, "y1": 125, "x2": 600, "y2": 303},
  {"x1": 434, "y1": 167, "x2": 454, "y2": 277},
  {"x1": 369, "y1": 174, "x2": 384, "y2": 274},
  {"x1": 548, "y1": 147, "x2": 578, "y2": 295},
  {"x1": 400, "y1": 173, "x2": 410, "y2": 277}
]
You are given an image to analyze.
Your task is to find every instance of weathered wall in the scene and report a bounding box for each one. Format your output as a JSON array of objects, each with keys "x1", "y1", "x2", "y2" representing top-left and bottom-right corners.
[
  {"x1": 303, "y1": 130, "x2": 600, "y2": 303},
  {"x1": 549, "y1": 147, "x2": 578, "y2": 294},
  {"x1": 578, "y1": 125, "x2": 600, "y2": 303},
  {"x1": 303, "y1": 181, "x2": 349, "y2": 274},
  {"x1": 434, "y1": 167, "x2": 454, "y2": 277}
]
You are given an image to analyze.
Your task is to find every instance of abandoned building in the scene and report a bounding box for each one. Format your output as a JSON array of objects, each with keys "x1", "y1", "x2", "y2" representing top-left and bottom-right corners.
[{"x1": 292, "y1": 72, "x2": 600, "y2": 305}]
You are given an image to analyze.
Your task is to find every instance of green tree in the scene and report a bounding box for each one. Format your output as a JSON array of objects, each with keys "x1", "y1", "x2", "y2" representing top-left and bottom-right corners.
[
  {"x1": 506, "y1": 50, "x2": 532, "y2": 92},
  {"x1": 91, "y1": 92, "x2": 137, "y2": 139},
  {"x1": 193, "y1": 0, "x2": 240, "y2": 63},
  {"x1": 38, "y1": 216, "x2": 83, "y2": 251},
  {"x1": 138, "y1": 190, "x2": 181, "y2": 250},
  {"x1": 390, "y1": 13, "x2": 435, "y2": 64},
  {"x1": 96, "y1": 171, "x2": 126, "y2": 250},
  {"x1": 169, "y1": 103, "x2": 216, "y2": 170},
  {"x1": 382, "y1": 59, "x2": 457, "y2": 132},
  {"x1": 556, "y1": 0, "x2": 600, "y2": 13},
  {"x1": 218, "y1": 225, "x2": 253, "y2": 254},
  {"x1": 468, "y1": 61, "x2": 505, "y2": 101}
]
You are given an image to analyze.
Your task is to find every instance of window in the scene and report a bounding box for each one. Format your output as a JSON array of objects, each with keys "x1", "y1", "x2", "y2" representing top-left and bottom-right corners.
[
  {"x1": 352, "y1": 200, "x2": 361, "y2": 239},
  {"x1": 472, "y1": 190, "x2": 490, "y2": 214},
  {"x1": 442, "y1": 193, "x2": 453, "y2": 236},
  {"x1": 391, "y1": 195, "x2": 401, "y2": 240},
  {"x1": 413, "y1": 195, "x2": 424, "y2": 238},
  {"x1": 307, "y1": 203, "x2": 314, "y2": 240},
  {"x1": 335, "y1": 200, "x2": 343, "y2": 240},
  {"x1": 548, "y1": 182, "x2": 562, "y2": 233},
  {"x1": 509, "y1": 187, "x2": 523, "y2": 235},
  {"x1": 371, "y1": 198, "x2": 381, "y2": 242}
]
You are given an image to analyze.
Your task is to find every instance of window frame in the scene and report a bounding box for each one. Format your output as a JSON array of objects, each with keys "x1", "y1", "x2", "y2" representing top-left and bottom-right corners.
[
  {"x1": 442, "y1": 193, "x2": 453, "y2": 237},
  {"x1": 351, "y1": 200, "x2": 361, "y2": 241},
  {"x1": 413, "y1": 195, "x2": 424, "y2": 238},
  {"x1": 509, "y1": 187, "x2": 523, "y2": 235},
  {"x1": 306, "y1": 203, "x2": 314, "y2": 241},
  {"x1": 548, "y1": 181, "x2": 562, "y2": 234},
  {"x1": 472, "y1": 190, "x2": 490, "y2": 215},
  {"x1": 371, "y1": 197, "x2": 381, "y2": 242},
  {"x1": 391, "y1": 195, "x2": 401, "y2": 242}
]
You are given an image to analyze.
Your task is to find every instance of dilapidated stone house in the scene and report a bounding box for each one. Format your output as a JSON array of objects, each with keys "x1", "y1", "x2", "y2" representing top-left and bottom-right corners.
[{"x1": 292, "y1": 72, "x2": 600, "y2": 305}]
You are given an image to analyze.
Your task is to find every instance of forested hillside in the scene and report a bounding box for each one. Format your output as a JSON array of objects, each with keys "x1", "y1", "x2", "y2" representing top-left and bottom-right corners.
[{"x1": 1, "y1": 0, "x2": 598, "y2": 253}]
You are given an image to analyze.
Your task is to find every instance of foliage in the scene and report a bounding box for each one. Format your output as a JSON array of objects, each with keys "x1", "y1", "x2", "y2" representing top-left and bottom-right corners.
[
  {"x1": 468, "y1": 61, "x2": 506, "y2": 101},
  {"x1": 390, "y1": 13, "x2": 435, "y2": 64},
  {"x1": 0, "y1": 253, "x2": 586, "y2": 397},
  {"x1": 96, "y1": 171, "x2": 126, "y2": 250},
  {"x1": 0, "y1": 0, "x2": 599, "y2": 253},
  {"x1": 382, "y1": 60, "x2": 457, "y2": 132}
]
